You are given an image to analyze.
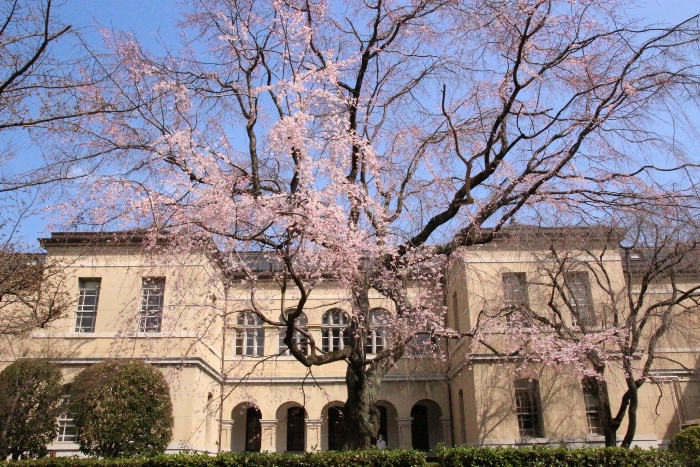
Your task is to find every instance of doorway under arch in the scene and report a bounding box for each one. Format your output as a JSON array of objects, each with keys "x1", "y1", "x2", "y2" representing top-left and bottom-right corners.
[
  {"x1": 230, "y1": 402, "x2": 262, "y2": 452},
  {"x1": 410, "y1": 399, "x2": 443, "y2": 450}
]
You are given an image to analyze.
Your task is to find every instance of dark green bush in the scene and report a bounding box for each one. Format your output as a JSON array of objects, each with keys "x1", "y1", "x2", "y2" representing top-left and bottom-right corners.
[
  {"x1": 669, "y1": 426, "x2": 700, "y2": 466},
  {"x1": 69, "y1": 360, "x2": 174, "y2": 458},
  {"x1": 436, "y1": 446, "x2": 681, "y2": 467},
  {"x1": 7, "y1": 447, "x2": 682, "y2": 466},
  {"x1": 0, "y1": 358, "x2": 63, "y2": 460},
  {"x1": 8, "y1": 450, "x2": 427, "y2": 467}
]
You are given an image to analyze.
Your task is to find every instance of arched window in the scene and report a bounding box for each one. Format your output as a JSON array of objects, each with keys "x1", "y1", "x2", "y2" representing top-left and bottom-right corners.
[
  {"x1": 279, "y1": 311, "x2": 308, "y2": 356},
  {"x1": 245, "y1": 407, "x2": 262, "y2": 452},
  {"x1": 322, "y1": 309, "x2": 349, "y2": 352},
  {"x1": 365, "y1": 308, "x2": 391, "y2": 355},
  {"x1": 287, "y1": 407, "x2": 305, "y2": 452},
  {"x1": 235, "y1": 311, "x2": 264, "y2": 356}
]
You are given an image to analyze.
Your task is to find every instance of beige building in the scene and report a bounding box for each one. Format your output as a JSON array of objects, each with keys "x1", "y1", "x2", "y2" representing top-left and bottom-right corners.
[{"x1": 1, "y1": 226, "x2": 698, "y2": 455}]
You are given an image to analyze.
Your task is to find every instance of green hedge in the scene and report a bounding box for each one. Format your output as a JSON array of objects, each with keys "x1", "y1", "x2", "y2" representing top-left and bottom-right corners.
[
  {"x1": 436, "y1": 446, "x2": 681, "y2": 467},
  {"x1": 5, "y1": 447, "x2": 687, "y2": 466},
  {"x1": 669, "y1": 425, "x2": 700, "y2": 466},
  {"x1": 7, "y1": 451, "x2": 427, "y2": 467}
]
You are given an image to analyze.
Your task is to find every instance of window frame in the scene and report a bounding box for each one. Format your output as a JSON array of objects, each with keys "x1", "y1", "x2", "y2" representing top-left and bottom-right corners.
[
  {"x1": 139, "y1": 277, "x2": 165, "y2": 333},
  {"x1": 514, "y1": 378, "x2": 543, "y2": 438},
  {"x1": 452, "y1": 291, "x2": 460, "y2": 333},
  {"x1": 365, "y1": 308, "x2": 391, "y2": 355},
  {"x1": 278, "y1": 310, "x2": 308, "y2": 356},
  {"x1": 582, "y1": 377, "x2": 604, "y2": 435},
  {"x1": 502, "y1": 272, "x2": 530, "y2": 326},
  {"x1": 56, "y1": 394, "x2": 78, "y2": 443},
  {"x1": 235, "y1": 311, "x2": 265, "y2": 357},
  {"x1": 407, "y1": 332, "x2": 439, "y2": 356},
  {"x1": 322, "y1": 309, "x2": 349, "y2": 352},
  {"x1": 244, "y1": 407, "x2": 262, "y2": 452},
  {"x1": 564, "y1": 271, "x2": 595, "y2": 327},
  {"x1": 75, "y1": 278, "x2": 101, "y2": 333},
  {"x1": 286, "y1": 406, "x2": 305, "y2": 452}
]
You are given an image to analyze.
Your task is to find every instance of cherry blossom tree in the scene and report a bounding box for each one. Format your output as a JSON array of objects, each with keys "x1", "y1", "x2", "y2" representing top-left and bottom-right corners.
[
  {"x1": 0, "y1": 1, "x2": 156, "y2": 335},
  {"x1": 44, "y1": 0, "x2": 700, "y2": 449},
  {"x1": 468, "y1": 209, "x2": 700, "y2": 447}
]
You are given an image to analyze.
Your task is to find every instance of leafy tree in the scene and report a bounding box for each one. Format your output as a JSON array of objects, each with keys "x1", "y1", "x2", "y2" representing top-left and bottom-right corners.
[
  {"x1": 69, "y1": 359, "x2": 173, "y2": 458},
  {"x1": 23, "y1": 0, "x2": 700, "y2": 449},
  {"x1": 0, "y1": 358, "x2": 62, "y2": 460}
]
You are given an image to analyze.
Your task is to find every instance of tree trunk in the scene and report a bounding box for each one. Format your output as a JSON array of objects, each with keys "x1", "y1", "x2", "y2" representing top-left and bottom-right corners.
[
  {"x1": 342, "y1": 361, "x2": 383, "y2": 450},
  {"x1": 620, "y1": 378, "x2": 641, "y2": 448}
]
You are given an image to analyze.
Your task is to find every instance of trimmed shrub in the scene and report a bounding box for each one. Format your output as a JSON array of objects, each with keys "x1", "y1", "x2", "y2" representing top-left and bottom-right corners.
[
  {"x1": 4, "y1": 448, "x2": 683, "y2": 466},
  {"x1": 669, "y1": 425, "x2": 700, "y2": 466},
  {"x1": 69, "y1": 360, "x2": 174, "y2": 458},
  {"x1": 436, "y1": 446, "x2": 681, "y2": 467},
  {"x1": 0, "y1": 358, "x2": 63, "y2": 460},
  {"x1": 8, "y1": 450, "x2": 427, "y2": 467}
]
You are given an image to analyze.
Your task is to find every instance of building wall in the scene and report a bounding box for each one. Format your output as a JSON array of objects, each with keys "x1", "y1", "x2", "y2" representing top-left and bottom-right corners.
[{"x1": 2, "y1": 229, "x2": 698, "y2": 455}]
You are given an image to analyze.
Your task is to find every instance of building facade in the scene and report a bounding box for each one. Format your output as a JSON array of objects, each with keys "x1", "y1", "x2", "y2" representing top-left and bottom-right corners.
[{"x1": 0, "y1": 227, "x2": 698, "y2": 455}]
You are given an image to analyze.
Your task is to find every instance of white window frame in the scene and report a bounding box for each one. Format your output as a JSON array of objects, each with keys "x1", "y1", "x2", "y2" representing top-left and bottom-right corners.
[
  {"x1": 365, "y1": 308, "x2": 391, "y2": 355},
  {"x1": 565, "y1": 271, "x2": 595, "y2": 327},
  {"x1": 56, "y1": 395, "x2": 77, "y2": 443},
  {"x1": 515, "y1": 378, "x2": 543, "y2": 437},
  {"x1": 278, "y1": 311, "x2": 308, "y2": 356},
  {"x1": 75, "y1": 278, "x2": 101, "y2": 333},
  {"x1": 322, "y1": 309, "x2": 349, "y2": 352},
  {"x1": 582, "y1": 378, "x2": 604, "y2": 435},
  {"x1": 502, "y1": 272, "x2": 529, "y2": 326},
  {"x1": 139, "y1": 277, "x2": 165, "y2": 333},
  {"x1": 235, "y1": 311, "x2": 265, "y2": 357}
]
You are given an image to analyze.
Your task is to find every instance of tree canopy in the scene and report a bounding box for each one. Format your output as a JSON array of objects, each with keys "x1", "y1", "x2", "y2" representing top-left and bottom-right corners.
[{"x1": 3, "y1": 0, "x2": 700, "y2": 449}]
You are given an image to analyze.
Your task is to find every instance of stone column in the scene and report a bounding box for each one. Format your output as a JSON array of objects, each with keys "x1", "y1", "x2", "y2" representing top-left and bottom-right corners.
[
  {"x1": 219, "y1": 420, "x2": 233, "y2": 452},
  {"x1": 305, "y1": 418, "x2": 322, "y2": 452},
  {"x1": 259, "y1": 419, "x2": 278, "y2": 452},
  {"x1": 441, "y1": 416, "x2": 453, "y2": 447},
  {"x1": 397, "y1": 417, "x2": 413, "y2": 450}
]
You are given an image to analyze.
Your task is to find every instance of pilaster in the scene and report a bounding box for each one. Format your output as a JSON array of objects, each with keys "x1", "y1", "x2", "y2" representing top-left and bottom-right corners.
[{"x1": 397, "y1": 417, "x2": 413, "y2": 449}]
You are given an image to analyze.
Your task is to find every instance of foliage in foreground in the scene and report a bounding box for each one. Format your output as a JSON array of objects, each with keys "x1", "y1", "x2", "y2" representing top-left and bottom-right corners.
[
  {"x1": 669, "y1": 426, "x2": 700, "y2": 466},
  {"x1": 0, "y1": 359, "x2": 63, "y2": 460},
  {"x1": 437, "y1": 446, "x2": 682, "y2": 467},
  {"x1": 69, "y1": 360, "x2": 174, "y2": 458},
  {"x1": 2, "y1": 450, "x2": 427, "y2": 467},
  {"x1": 5, "y1": 447, "x2": 689, "y2": 466}
]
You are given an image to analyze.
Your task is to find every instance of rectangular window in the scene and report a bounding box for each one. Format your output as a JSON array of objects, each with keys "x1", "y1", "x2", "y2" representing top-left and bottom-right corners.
[
  {"x1": 139, "y1": 277, "x2": 165, "y2": 333},
  {"x1": 515, "y1": 378, "x2": 543, "y2": 437},
  {"x1": 75, "y1": 279, "x2": 100, "y2": 333},
  {"x1": 503, "y1": 273, "x2": 529, "y2": 326},
  {"x1": 583, "y1": 378, "x2": 604, "y2": 435},
  {"x1": 452, "y1": 292, "x2": 460, "y2": 333},
  {"x1": 565, "y1": 272, "x2": 594, "y2": 327},
  {"x1": 56, "y1": 395, "x2": 77, "y2": 443}
]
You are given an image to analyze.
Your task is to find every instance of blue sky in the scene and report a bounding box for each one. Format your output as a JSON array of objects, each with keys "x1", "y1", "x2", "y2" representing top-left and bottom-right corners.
[{"x1": 4, "y1": 0, "x2": 700, "y2": 246}]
